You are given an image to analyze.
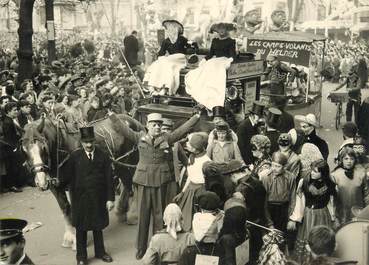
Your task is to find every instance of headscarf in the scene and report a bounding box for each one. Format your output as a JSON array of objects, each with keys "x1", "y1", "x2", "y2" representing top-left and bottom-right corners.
[{"x1": 163, "y1": 203, "x2": 183, "y2": 240}]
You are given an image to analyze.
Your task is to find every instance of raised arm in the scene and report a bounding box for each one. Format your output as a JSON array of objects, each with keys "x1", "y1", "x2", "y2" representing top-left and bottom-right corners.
[
  {"x1": 108, "y1": 113, "x2": 142, "y2": 144},
  {"x1": 168, "y1": 114, "x2": 200, "y2": 144}
]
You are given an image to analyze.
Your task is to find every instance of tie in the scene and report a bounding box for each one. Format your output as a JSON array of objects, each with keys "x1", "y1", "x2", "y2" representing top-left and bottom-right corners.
[{"x1": 88, "y1": 153, "x2": 92, "y2": 161}]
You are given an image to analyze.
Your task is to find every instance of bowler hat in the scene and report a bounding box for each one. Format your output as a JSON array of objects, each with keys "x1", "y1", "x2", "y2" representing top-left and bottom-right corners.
[
  {"x1": 0, "y1": 218, "x2": 27, "y2": 241},
  {"x1": 80, "y1": 126, "x2": 95, "y2": 142},
  {"x1": 147, "y1": 113, "x2": 163, "y2": 123},
  {"x1": 249, "y1": 101, "x2": 265, "y2": 116},
  {"x1": 265, "y1": 107, "x2": 282, "y2": 128},
  {"x1": 212, "y1": 106, "x2": 226, "y2": 119}
]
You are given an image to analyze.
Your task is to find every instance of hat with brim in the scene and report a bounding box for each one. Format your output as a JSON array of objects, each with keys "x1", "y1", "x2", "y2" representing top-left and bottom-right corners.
[
  {"x1": 59, "y1": 76, "x2": 72, "y2": 90},
  {"x1": 51, "y1": 60, "x2": 63, "y2": 69},
  {"x1": 209, "y1": 22, "x2": 236, "y2": 33},
  {"x1": 212, "y1": 106, "x2": 226, "y2": 118},
  {"x1": 162, "y1": 19, "x2": 184, "y2": 34},
  {"x1": 147, "y1": 113, "x2": 163, "y2": 123},
  {"x1": 80, "y1": 126, "x2": 95, "y2": 142},
  {"x1": 352, "y1": 205, "x2": 369, "y2": 220},
  {"x1": 295, "y1": 113, "x2": 319, "y2": 128},
  {"x1": 249, "y1": 101, "x2": 265, "y2": 116},
  {"x1": 0, "y1": 218, "x2": 27, "y2": 241}
]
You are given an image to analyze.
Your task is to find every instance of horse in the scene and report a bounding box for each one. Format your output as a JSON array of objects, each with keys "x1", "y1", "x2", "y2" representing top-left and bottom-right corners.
[{"x1": 21, "y1": 114, "x2": 143, "y2": 249}]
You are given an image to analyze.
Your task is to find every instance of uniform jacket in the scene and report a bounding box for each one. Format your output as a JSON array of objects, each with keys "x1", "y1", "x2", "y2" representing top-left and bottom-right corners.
[
  {"x1": 110, "y1": 114, "x2": 199, "y2": 187},
  {"x1": 237, "y1": 117, "x2": 258, "y2": 165},
  {"x1": 60, "y1": 147, "x2": 114, "y2": 231}
]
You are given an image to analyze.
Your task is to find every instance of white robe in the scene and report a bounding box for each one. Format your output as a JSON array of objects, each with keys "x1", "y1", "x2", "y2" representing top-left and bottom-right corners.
[
  {"x1": 185, "y1": 57, "x2": 233, "y2": 110},
  {"x1": 143, "y1": 53, "x2": 186, "y2": 95}
]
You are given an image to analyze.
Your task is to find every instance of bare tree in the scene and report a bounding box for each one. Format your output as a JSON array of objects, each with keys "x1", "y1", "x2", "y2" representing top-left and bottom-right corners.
[{"x1": 17, "y1": 0, "x2": 35, "y2": 85}]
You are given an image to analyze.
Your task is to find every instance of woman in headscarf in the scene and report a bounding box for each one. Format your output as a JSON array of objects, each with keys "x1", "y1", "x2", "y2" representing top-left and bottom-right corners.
[
  {"x1": 249, "y1": 134, "x2": 272, "y2": 178},
  {"x1": 142, "y1": 204, "x2": 195, "y2": 265}
]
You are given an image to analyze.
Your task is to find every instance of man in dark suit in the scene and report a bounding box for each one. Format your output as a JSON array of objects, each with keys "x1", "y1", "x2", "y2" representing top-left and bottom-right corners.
[
  {"x1": 264, "y1": 107, "x2": 282, "y2": 154},
  {"x1": 60, "y1": 126, "x2": 115, "y2": 265},
  {"x1": 123, "y1": 31, "x2": 139, "y2": 67},
  {"x1": 275, "y1": 97, "x2": 294, "y2": 133},
  {"x1": 237, "y1": 101, "x2": 265, "y2": 165},
  {"x1": 2, "y1": 102, "x2": 22, "y2": 192},
  {"x1": 0, "y1": 218, "x2": 34, "y2": 264}
]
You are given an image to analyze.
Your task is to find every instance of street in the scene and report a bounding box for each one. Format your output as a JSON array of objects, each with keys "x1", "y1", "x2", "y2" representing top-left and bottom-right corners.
[{"x1": 1, "y1": 81, "x2": 368, "y2": 265}]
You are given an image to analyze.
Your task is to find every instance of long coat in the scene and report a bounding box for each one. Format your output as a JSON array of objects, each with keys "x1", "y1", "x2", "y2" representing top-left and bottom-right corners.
[
  {"x1": 61, "y1": 147, "x2": 114, "y2": 231},
  {"x1": 2, "y1": 115, "x2": 21, "y2": 149},
  {"x1": 237, "y1": 117, "x2": 258, "y2": 165},
  {"x1": 124, "y1": 34, "x2": 139, "y2": 66}
]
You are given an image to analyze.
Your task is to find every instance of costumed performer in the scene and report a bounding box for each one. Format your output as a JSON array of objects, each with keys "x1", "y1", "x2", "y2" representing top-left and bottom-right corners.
[
  {"x1": 185, "y1": 22, "x2": 236, "y2": 110},
  {"x1": 144, "y1": 20, "x2": 192, "y2": 96}
]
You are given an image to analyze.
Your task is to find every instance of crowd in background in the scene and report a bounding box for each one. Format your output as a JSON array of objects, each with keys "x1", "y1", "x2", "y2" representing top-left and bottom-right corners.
[{"x1": 0, "y1": 31, "x2": 369, "y2": 265}]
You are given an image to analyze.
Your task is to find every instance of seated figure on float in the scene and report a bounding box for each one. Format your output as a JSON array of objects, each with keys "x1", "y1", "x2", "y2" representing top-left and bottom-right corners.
[
  {"x1": 185, "y1": 22, "x2": 237, "y2": 114},
  {"x1": 144, "y1": 19, "x2": 197, "y2": 96}
]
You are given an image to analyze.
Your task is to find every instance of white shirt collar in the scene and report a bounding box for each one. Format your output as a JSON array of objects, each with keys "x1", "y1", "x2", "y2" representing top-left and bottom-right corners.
[{"x1": 85, "y1": 149, "x2": 95, "y2": 160}]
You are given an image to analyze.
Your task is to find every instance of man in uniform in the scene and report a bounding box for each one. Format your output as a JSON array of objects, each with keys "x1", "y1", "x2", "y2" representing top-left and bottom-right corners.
[
  {"x1": 109, "y1": 112, "x2": 200, "y2": 259},
  {"x1": 60, "y1": 126, "x2": 115, "y2": 265},
  {"x1": 0, "y1": 218, "x2": 34, "y2": 264}
]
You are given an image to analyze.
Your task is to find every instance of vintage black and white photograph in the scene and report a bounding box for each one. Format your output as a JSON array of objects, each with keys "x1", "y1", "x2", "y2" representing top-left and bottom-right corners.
[{"x1": 0, "y1": 0, "x2": 369, "y2": 264}]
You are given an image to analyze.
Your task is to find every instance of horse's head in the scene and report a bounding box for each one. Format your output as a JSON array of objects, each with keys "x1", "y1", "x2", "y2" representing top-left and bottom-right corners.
[{"x1": 22, "y1": 120, "x2": 53, "y2": 190}]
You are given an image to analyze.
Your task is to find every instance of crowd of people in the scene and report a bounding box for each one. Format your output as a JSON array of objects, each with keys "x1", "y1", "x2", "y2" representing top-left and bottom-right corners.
[{"x1": 0, "y1": 27, "x2": 369, "y2": 265}]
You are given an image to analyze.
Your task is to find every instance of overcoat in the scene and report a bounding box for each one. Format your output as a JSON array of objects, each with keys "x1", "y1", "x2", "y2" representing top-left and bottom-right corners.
[
  {"x1": 236, "y1": 117, "x2": 258, "y2": 165},
  {"x1": 61, "y1": 147, "x2": 114, "y2": 231}
]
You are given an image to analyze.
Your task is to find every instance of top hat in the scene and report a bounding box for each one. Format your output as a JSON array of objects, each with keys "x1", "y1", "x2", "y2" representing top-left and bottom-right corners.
[
  {"x1": 147, "y1": 113, "x2": 163, "y2": 123},
  {"x1": 212, "y1": 106, "x2": 226, "y2": 118},
  {"x1": 0, "y1": 218, "x2": 27, "y2": 241},
  {"x1": 249, "y1": 101, "x2": 265, "y2": 116},
  {"x1": 266, "y1": 107, "x2": 282, "y2": 128},
  {"x1": 80, "y1": 126, "x2": 95, "y2": 142}
]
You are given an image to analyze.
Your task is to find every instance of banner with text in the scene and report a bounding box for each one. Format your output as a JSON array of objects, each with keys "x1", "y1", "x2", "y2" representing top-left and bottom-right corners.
[{"x1": 247, "y1": 39, "x2": 312, "y2": 67}]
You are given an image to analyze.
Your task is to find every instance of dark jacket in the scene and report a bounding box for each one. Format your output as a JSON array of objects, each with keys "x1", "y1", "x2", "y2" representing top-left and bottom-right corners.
[
  {"x1": 18, "y1": 112, "x2": 32, "y2": 128},
  {"x1": 236, "y1": 117, "x2": 258, "y2": 165},
  {"x1": 206, "y1": 37, "x2": 236, "y2": 60},
  {"x1": 124, "y1": 34, "x2": 139, "y2": 66},
  {"x1": 110, "y1": 114, "x2": 199, "y2": 187},
  {"x1": 278, "y1": 110, "x2": 295, "y2": 133},
  {"x1": 305, "y1": 130, "x2": 329, "y2": 161},
  {"x1": 358, "y1": 97, "x2": 369, "y2": 142},
  {"x1": 264, "y1": 129, "x2": 280, "y2": 155},
  {"x1": 158, "y1": 35, "x2": 189, "y2": 56},
  {"x1": 60, "y1": 147, "x2": 114, "y2": 231},
  {"x1": 2, "y1": 115, "x2": 20, "y2": 148}
]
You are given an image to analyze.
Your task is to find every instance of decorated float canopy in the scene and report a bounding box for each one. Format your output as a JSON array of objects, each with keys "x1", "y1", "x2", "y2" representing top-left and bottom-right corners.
[
  {"x1": 246, "y1": 31, "x2": 326, "y2": 67},
  {"x1": 246, "y1": 31, "x2": 327, "y2": 123}
]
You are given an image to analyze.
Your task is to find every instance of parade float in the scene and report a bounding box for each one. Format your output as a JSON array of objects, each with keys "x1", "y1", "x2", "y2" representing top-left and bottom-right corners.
[{"x1": 246, "y1": 31, "x2": 326, "y2": 124}]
